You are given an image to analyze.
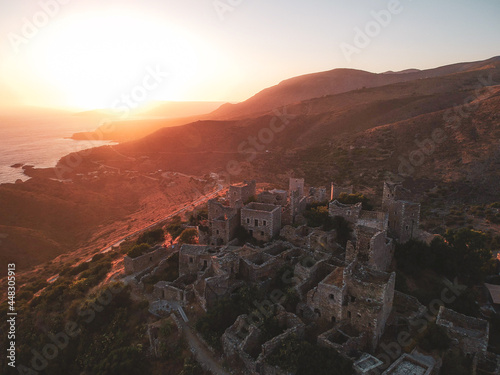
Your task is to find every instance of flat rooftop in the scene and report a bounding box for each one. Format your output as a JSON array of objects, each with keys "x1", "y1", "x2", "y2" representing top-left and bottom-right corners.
[
  {"x1": 353, "y1": 263, "x2": 392, "y2": 285},
  {"x1": 354, "y1": 353, "x2": 383, "y2": 373},
  {"x1": 485, "y1": 283, "x2": 500, "y2": 305},
  {"x1": 383, "y1": 354, "x2": 433, "y2": 375},
  {"x1": 243, "y1": 202, "x2": 279, "y2": 212},
  {"x1": 180, "y1": 245, "x2": 213, "y2": 255}
]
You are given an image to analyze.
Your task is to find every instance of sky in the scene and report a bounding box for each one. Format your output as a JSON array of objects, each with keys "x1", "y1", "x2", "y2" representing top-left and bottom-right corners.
[{"x1": 0, "y1": 0, "x2": 499, "y2": 110}]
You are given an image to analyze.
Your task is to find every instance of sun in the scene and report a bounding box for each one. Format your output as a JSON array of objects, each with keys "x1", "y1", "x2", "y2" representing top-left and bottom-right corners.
[{"x1": 33, "y1": 11, "x2": 202, "y2": 110}]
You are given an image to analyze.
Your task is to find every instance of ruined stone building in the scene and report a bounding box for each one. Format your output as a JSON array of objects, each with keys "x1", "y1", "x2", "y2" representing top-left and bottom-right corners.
[
  {"x1": 229, "y1": 179, "x2": 256, "y2": 206},
  {"x1": 308, "y1": 186, "x2": 327, "y2": 203},
  {"x1": 346, "y1": 226, "x2": 394, "y2": 272},
  {"x1": 436, "y1": 306, "x2": 490, "y2": 355},
  {"x1": 222, "y1": 306, "x2": 306, "y2": 375},
  {"x1": 329, "y1": 201, "x2": 364, "y2": 224},
  {"x1": 382, "y1": 182, "x2": 420, "y2": 243},
  {"x1": 207, "y1": 178, "x2": 314, "y2": 245},
  {"x1": 179, "y1": 245, "x2": 214, "y2": 276},
  {"x1": 123, "y1": 176, "x2": 500, "y2": 375},
  {"x1": 306, "y1": 261, "x2": 395, "y2": 350},
  {"x1": 328, "y1": 201, "x2": 388, "y2": 232},
  {"x1": 241, "y1": 202, "x2": 282, "y2": 242},
  {"x1": 289, "y1": 177, "x2": 305, "y2": 197},
  {"x1": 207, "y1": 199, "x2": 240, "y2": 246},
  {"x1": 258, "y1": 189, "x2": 288, "y2": 206}
]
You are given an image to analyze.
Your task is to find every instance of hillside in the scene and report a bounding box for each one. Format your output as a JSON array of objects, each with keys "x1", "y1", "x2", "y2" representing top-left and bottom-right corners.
[
  {"x1": 205, "y1": 56, "x2": 500, "y2": 120},
  {"x1": 71, "y1": 57, "x2": 500, "y2": 142},
  {"x1": 71, "y1": 101, "x2": 224, "y2": 142},
  {"x1": 2, "y1": 56, "x2": 500, "y2": 272},
  {"x1": 86, "y1": 56, "x2": 500, "y2": 184},
  {"x1": 0, "y1": 173, "x2": 215, "y2": 271}
]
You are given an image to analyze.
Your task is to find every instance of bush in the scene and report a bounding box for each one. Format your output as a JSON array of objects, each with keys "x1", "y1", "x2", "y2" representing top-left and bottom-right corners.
[
  {"x1": 267, "y1": 334, "x2": 353, "y2": 375},
  {"x1": 166, "y1": 216, "x2": 185, "y2": 239},
  {"x1": 196, "y1": 286, "x2": 260, "y2": 350},
  {"x1": 395, "y1": 228, "x2": 494, "y2": 285},
  {"x1": 417, "y1": 323, "x2": 451, "y2": 352},
  {"x1": 127, "y1": 243, "x2": 151, "y2": 259},
  {"x1": 68, "y1": 262, "x2": 90, "y2": 276},
  {"x1": 441, "y1": 349, "x2": 472, "y2": 375},
  {"x1": 337, "y1": 192, "x2": 373, "y2": 210},
  {"x1": 178, "y1": 228, "x2": 198, "y2": 244},
  {"x1": 137, "y1": 228, "x2": 165, "y2": 245}
]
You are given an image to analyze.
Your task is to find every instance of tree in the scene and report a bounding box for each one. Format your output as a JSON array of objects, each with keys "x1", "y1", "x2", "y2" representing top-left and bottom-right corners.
[
  {"x1": 178, "y1": 228, "x2": 198, "y2": 244},
  {"x1": 127, "y1": 243, "x2": 150, "y2": 259},
  {"x1": 417, "y1": 323, "x2": 451, "y2": 352},
  {"x1": 180, "y1": 356, "x2": 205, "y2": 375},
  {"x1": 267, "y1": 334, "x2": 353, "y2": 375},
  {"x1": 337, "y1": 192, "x2": 373, "y2": 210},
  {"x1": 136, "y1": 228, "x2": 164, "y2": 245},
  {"x1": 166, "y1": 216, "x2": 185, "y2": 239}
]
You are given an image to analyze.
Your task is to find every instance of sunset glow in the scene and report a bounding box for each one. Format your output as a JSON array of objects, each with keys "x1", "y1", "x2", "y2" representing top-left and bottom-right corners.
[{"x1": 1, "y1": 0, "x2": 499, "y2": 111}]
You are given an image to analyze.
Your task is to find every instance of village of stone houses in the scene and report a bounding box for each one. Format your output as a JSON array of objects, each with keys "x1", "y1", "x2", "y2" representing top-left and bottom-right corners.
[{"x1": 121, "y1": 178, "x2": 500, "y2": 375}]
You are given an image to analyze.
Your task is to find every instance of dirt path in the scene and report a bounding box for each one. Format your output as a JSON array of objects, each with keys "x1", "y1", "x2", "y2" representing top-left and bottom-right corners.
[{"x1": 180, "y1": 321, "x2": 231, "y2": 375}]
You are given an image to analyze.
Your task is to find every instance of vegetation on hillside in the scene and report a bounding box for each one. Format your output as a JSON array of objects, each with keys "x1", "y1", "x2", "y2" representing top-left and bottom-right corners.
[
  {"x1": 266, "y1": 334, "x2": 353, "y2": 375},
  {"x1": 337, "y1": 192, "x2": 373, "y2": 210},
  {"x1": 303, "y1": 203, "x2": 352, "y2": 246},
  {"x1": 395, "y1": 228, "x2": 496, "y2": 286}
]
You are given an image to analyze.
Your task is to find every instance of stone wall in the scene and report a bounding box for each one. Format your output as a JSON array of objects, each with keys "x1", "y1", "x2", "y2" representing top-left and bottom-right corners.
[
  {"x1": 436, "y1": 307, "x2": 490, "y2": 355},
  {"x1": 308, "y1": 186, "x2": 327, "y2": 203},
  {"x1": 259, "y1": 189, "x2": 288, "y2": 206},
  {"x1": 208, "y1": 199, "x2": 240, "y2": 245},
  {"x1": 124, "y1": 246, "x2": 167, "y2": 275},
  {"x1": 179, "y1": 245, "x2": 214, "y2": 276},
  {"x1": 355, "y1": 226, "x2": 394, "y2": 272},
  {"x1": 289, "y1": 178, "x2": 305, "y2": 196},
  {"x1": 329, "y1": 201, "x2": 363, "y2": 223},
  {"x1": 342, "y1": 263, "x2": 396, "y2": 350},
  {"x1": 387, "y1": 200, "x2": 420, "y2": 243},
  {"x1": 358, "y1": 210, "x2": 388, "y2": 231},
  {"x1": 241, "y1": 202, "x2": 282, "y2": 242},
  {"x1": 368, "y1": 231, "x2": 394, "y2": 272},
  {"x1": 382, "y1": 182, "x2": 411, "y2": 211},
  {"x1": 228, "y1": 180, "x2": 256, "y2": 206},
  {"x1": 331, "y1": 184, "x2": 354, "y2": 200},
  {"x1": 154, "y1": 282, "x2": 184, "y2": 302},
  {"x1": 307, "y1": 267, "x2": 346, "y2": 324}
]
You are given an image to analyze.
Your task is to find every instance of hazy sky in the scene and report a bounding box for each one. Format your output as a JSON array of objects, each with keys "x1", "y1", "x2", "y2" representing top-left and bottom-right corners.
[{"x1": 0, "y1": 0, "x2": 499, "y2": 110}]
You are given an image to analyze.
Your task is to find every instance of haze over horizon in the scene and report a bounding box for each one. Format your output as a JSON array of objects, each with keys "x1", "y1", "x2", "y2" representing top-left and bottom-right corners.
[{"x1": 0, "y1": 0, "x2": 499, "y2": 111}]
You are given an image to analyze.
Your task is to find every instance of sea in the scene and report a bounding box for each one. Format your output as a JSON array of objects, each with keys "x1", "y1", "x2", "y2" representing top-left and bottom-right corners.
[{"x1": 0, "y1": 109, "x2": 116, "y2": 184}]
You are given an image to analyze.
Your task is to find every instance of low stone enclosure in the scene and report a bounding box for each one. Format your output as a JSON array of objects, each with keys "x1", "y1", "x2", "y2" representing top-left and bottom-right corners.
[
  {"x1": 222, "y1": 306, "x2": 305, "y2": 374},
  {"x1": 436, "y1": 306, "x2": 490, "y2": 355},
  {"x1": 124, "y1": 245, "x2": 167, "y2": 275}
]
